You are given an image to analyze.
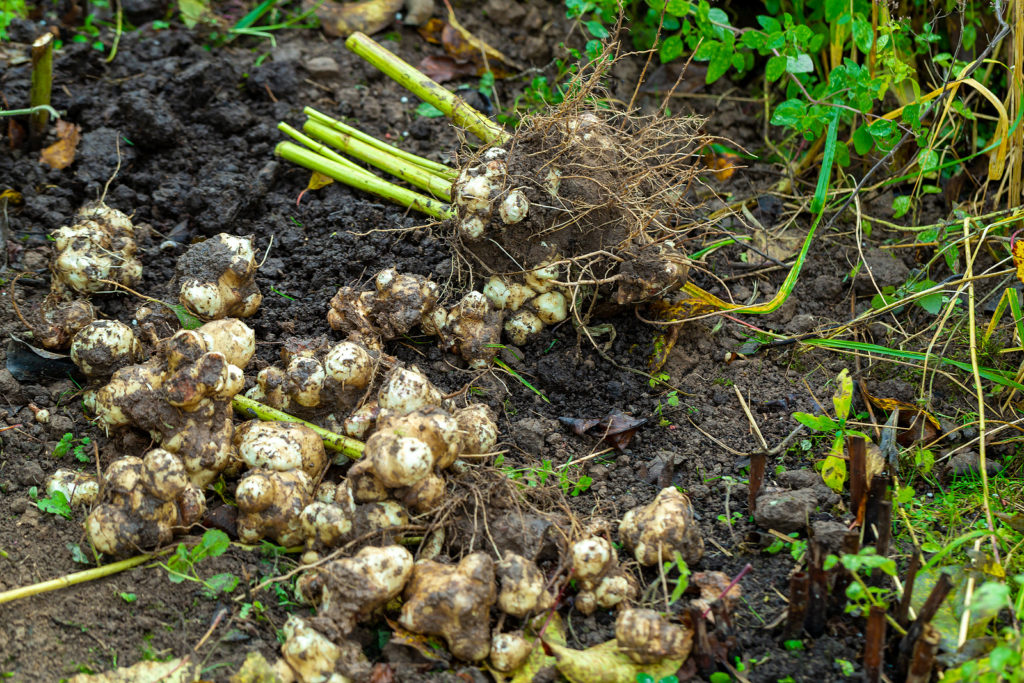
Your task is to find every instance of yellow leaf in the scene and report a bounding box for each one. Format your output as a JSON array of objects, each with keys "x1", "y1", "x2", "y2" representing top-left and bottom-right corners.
[
  {"x1": 832, "y1": 368, "x2": 853, "y2": 420},
  {"x1": 307, "y1": 171, "x2": 334, "y2": 190},
  {"x1": 821, "y1": 452, "x2": 847, "y2": 493},
  {"x1": 0, "y1": 189, "x2": 23, "y2": 204},
  {"x1": 546, "y1": 638, "x2": 684, "y2": 683}
]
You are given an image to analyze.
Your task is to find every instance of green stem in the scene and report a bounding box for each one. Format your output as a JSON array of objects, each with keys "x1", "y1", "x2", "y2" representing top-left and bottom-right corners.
[
  {"x1": 29, "y1": 32, "x2": 54, "y2": 140},
  {"x1": 345, "y1": 32, "x2": 510, "y2": 146},
  {"x1": 305, "y1": 107, "x2": 457, "y2": 179},
  {"x1": 231, "y1": 394, "x2": 364, "y2": 461},
  {"x1": 0, "y1": 104, "x2": 62, "y2": 119},
  {"x1": 0, "y1": 552, "x2": 156, "y2": 605},
  {"x1": 303, "y1": 119, "x2": 452, "y2": 201},
  {"x1": 275, "y1": 141, "x2": 454, "y2": 220},
  {"x1": 278, "y1": 122, "x2": 368, "y2": 174}
]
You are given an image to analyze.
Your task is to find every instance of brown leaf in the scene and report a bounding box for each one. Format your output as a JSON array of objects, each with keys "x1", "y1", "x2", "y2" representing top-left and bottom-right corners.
[
  {"x1": 7, "y1": 117, "x2": 26, "y2": 150},
  {"x1": 442, "y1": 2, "x2": 522, "y2": 71},
  {"x1": 558, "y1": 416, "x2": 603, "y2": 436},
  {"x1": 417, "y1": 17, "x2": 445, "y2": 43},
  {"x1": 418, "y1": 54, "x2": 478, "y2": 82},
  {"x1": 558, "y1": 410, "x2": 647, "y2": 451},
  {"x1": 39, "y1": 119, "x2": 81, "y2": 170}
]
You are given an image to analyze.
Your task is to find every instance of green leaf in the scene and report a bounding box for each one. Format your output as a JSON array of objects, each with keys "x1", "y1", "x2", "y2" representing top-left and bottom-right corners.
[
  {"x1": 852, "y1": 18, "x2": 873, "y2": 52},
  {"x1": 770, "y1": 98, "x2": 806, "y2": 127},
  {"x1": 766, "y1": 55, "x2": 787, "y2": 81},
  {"x1": 665, "y1": 0, "x2": 692, "y2": 16},
  {"x1": 852, "y1": 124, "x2": 874, "y2": 155},
  {"x1": 202, "y1": 572, "x2": 240, "y2": 597},
  {"x1": 792, "y1": 412, "x2": 838, "y2": 432},
  {"x1": 892, "y1": 195, "x2": 911, "y2": 219},
  {"x1": 415, "y1": 102, "x2": 445, "y2": 118},
  {"x1": 866, "y1": 118, "x2": 896, "y2": 141},
  {"x1": 585, "y1": 20, "x2": 609, "y2": 39},
  {"x1": 706, "y1": 44, "x2": 732, "y2": 83},
  {"x1": 824, "y1": 0, "x2": 844, "y2": 21},
  {"x1": 659, "y1": 34, "x2": 684, "y2": 63},
  {"x1": 168, "y1": 303, "x2": 202, "y2": 330},
  {"x1": 194, "y1": 529, "x2": 230, "y2": 561},
  {"x1": 120, "y1": 592, "x2": 137, "y2": 603},
  {"x1": 917, "y1": 148, "x2": 939, "y2": 173},
  {"x1": 810, "y1": 108, "x2": 839, "y2": 214},
  {"x1": 916, "y1": 291, "x2": 944, "y2": 315},
  {"x1": 37, "y1": 490, "x2": 72, "y2": 519},
  {"x1": 785, "y1": 54, "x2": 814, "y2": 73},
  {"x1": 756, "y1": 15, "x2": 780, "y2": 32}
]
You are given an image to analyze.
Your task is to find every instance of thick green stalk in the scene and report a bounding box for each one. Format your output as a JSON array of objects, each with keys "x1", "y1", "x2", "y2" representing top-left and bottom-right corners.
[
  {"x1": 305, "y1": 107, "x2": 457, "y2": 179},
  {"x1": 231, "y1": 394, "x2": 364, "y2": 462},
  {"x1": 29, "y1": 32, "x2": 54, "y2": 140},
  {"x1": 275, "y1": 141, "x2": 454, "y2": 220},
  {"x1": 0, "y1": 552, "x2": 154, "y2": 605},
  {"x1": 278, "y1": 122, "x2": 367, "y2": 173},
  {"x1": 345, "y1": 32, "x2": 510, "y2": 146},
  {"x1": 303, "y1": 120, "x2": 452, "y2": 201}
]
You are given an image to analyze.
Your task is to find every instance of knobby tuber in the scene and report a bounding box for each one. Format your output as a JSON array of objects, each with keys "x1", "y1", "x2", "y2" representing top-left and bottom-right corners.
[
  {"x1": 571, "y1": 535, "x2": 637, "y2": 615},
  {"x1": 86, "y1": 448, "x2": 206, "y2": 556},
  {"x1": 619, "y1": 486, "x2": 704, "y2": 566},
  {"x1": 85, "y1": 320, "x2": 254, "y2": 486},
  {"x1": 615, "y1": 608, "x2": 693, "y2": 664},
  {"x1": 47, "y1": 469, "x2": 99, "y2": 506},
  {"x1": 235, "y1": 420, "x2": 328, "y2": 480},
  {"x1": 51, "y1": 203, "x2": 143, "y2": 296},
  {"x1": 236, "y1": 469, "x2": 312, "y2": 546},
  {"x1": 177, "y1": 233, "x2": 262, "y2": 320},
  {"x1": 399, "y1": 552, "x2": 497, "y2": 661},
  {"x1": 328, "y1": 268, "x2": 438, "y2": 348},
  {"x1": 497, "y1": 552, "x2": 556, "y2": 617},
  {"x1": 490, "y1": 632, "x2": 532, "y2": 673}
]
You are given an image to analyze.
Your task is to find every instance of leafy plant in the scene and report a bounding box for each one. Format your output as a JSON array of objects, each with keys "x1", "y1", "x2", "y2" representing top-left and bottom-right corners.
[
  {"x1": 824, "y1": 547, "x2": 897, "y2": 616},
  {"x1": 0, "y1": 0, "x2": 27, "y2": 40},
  {"x1": 790, "y1": 368, "x2": 867, "y2": 492},
  {"x1": 52, "y1": 433, "x2": 92, "y2": 463},
  {"x1": 29, "y1": 486, "x2": 72, "y2": 520},
  {"x1": 161, "y1": 529, "x2": 239, "y2": 599}
]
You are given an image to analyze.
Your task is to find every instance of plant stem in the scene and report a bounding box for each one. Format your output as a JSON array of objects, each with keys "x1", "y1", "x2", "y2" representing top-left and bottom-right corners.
[
  {"x1": 29, "y1": 32, "x2": 54, "y2": 141},
  {"x1": 345, "y1": 31, "x2": 510, "y2": 146},
  {"x1": 231, "y1": 394, "x2": 364, "y2": 461},
  {"x1": 305, "y1": 107, "x2": 457, "y2": 179},
  {"x1": 303, "y1": 119, "x2": 452, "y2": 201},
  {"x1": 275, "y1": 141, "x2": 454, "y2": 220},
  {"x1": 0, "y1": 552, "x2": 154, "y2": 605},
  {"x1": 278, "y1": 122, "x2": 368, "y2": 173}
]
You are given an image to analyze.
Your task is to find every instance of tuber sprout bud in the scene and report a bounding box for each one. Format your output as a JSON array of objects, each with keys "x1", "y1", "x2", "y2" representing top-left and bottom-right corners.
[
  {"x1": 47, "y1": 469, "x2": 99, "y2": 506},
  {"x1": 71, "y1": 320, "x2": 143, "y2": 378},
  {"x1": 504, "y1": 310, "x2": 543, "y2": 346},
  {"x1": 343, "y1": 401, "x2": 379, "y2": 440},
  {"x1": 499, "y1": 190, "x2": 529, "y2": 224},
  {"x1": 544, "y1": 168, "x2": 562, "y2": 197}
]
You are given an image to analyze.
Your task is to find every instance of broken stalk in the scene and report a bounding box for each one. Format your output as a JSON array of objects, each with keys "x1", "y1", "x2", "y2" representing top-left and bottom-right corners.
[
  {"x1": 274, "y1": 140, "x2": 454, "y2": 220},
  {"x1": 345, "y1": 31, "x2": 510, "y2": 146},
  {"x1": 305, "y1": 107, "x2": 457, "y2": 179},
  {"x1": 231, "y1": 394, "x2": 364, "y2": 461},
  {"x1": 302, "y1": 119, "x2": 453, "y2": 201},
  {"x1": 29, "y1": 32, "x2": 54, "y2": 141}
]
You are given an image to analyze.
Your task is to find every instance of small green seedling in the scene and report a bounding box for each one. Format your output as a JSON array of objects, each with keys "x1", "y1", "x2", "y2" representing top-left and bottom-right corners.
[
  {"x1": 119, "y1": 592, "x2": 137, "y2": 603},
  {"x1": 52, "y1": 433, "x2": 92, "y2": 462},
  {"x1": 790, "y1": 369, "x2": 868, "y2": 492},
  {"x1": 161, "y1": 529, "x2": 239, "y2": 599},
  {"x1": 29, "y1": 486, "x2": 72, "y2": 519}
]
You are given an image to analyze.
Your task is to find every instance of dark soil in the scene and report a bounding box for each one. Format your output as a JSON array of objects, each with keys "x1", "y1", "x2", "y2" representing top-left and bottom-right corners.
[{"x1": 0, "y1": 3, "x2": 999, "y2": 682}]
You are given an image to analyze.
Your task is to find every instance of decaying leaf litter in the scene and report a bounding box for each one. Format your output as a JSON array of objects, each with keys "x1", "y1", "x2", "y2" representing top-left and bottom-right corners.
[{"x1": 1, "y1": 2, "x2": 1023, "y2": 682}]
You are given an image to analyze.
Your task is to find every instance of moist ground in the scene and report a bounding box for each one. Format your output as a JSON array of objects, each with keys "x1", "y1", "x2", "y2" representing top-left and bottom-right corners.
[{"x1": 0, "y1": 4, "x2": 1002, "y2": 682}]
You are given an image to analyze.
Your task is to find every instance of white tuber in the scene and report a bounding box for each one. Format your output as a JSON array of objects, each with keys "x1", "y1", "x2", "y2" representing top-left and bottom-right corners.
[
  {"x1": 323, "y1": 342, "x2": 374, "y2": 388},
  {"x1": 70, "y1": 320, "x2": 143, "y2": 378},
  {"x1": 490, "y1": 632, "x2": 532, "y2": 673},
  {"x1": 196, "y1": 318, "x2": 255, "y2": 369},
  {"x1": 504, "y1": 310, "x2": 543, "y2": 346},
  {"x1": 378, "y1": 366, "x2": 442, "y2": 415},
  {"x1": 499, "y1": 190, "x2": 529, "y2": 224},
  {"x1": 532, "y1": 291, "x2": 568, "y2": 325},
  {"x1": 234, "y1": 420, "x2": 327, "y2": 480},
  {"x1": 278, "y1": 615, "x2": 344, "y2": 683},
  {"x1": 47, "y1": 469, "x2": 99, "y2": 506},
  {"x1": 51, "y1": 203, "x2": 143, "y2": 295}
]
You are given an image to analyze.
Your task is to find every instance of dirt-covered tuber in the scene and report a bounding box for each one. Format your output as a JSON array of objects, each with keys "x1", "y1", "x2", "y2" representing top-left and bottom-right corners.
[
  {"x1": 85, "y1": 321, "x2": 252, "y2": 486},
  {"x1": 497, "y1": 552, "x2": 556, "y2": 617},
  {"x1": 615, "y1": 608, "x2": 693, "y2": 665},
  {"x1": 236, "y1": 469, "x2": 312, "y2": 546},
  {"x1": 399, "y1": 552, "x2": 497, "y2": 661},
  {"x1": 85, "y1": 449, "x2": 206, "y2": 556},
  {"x1": 235, "y1": 420, "x2": 327, "y2": 480},
  {"x1": 51, "y1": 203, "x2": 143, "y2": 295},
  {"x1": 70, "y1": 320, "x2": 143, "y2": 378},
  {"x1": 619, "y1": 486, "x2": 704, "y2": 567},
  {"x1": 571, "y1": 536, "x2": 637, "y2": 615},
  {"x1": 177, "y1": 233, "x2": 262, "y2": 319},
  {"x1": 328, "y1": 268, "x2": 438, "y2": 347},
  {"x1": 277, "y1": 615, "x2": 347, "y2": 683},
  {"x1": 490, "y1": 632, "x2": 532, "y2": 673},
  {"x1": 297, "y1": 544, "x2": 413, "y2": 635}
]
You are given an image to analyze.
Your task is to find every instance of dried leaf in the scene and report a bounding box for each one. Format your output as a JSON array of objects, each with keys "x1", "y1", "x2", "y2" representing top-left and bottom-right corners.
[
  {"x1": 862, "y1": 389, "x2": 942, "y2": 445},
  {"x1": 310, "y1": 0, "x2": 403, "y2": 38},
  {"x1": 417, "y1": 17, "x2": 445, "y2": 43},
  {"x1": 557, "y1": 416, "x2": 602, "y2": 436},
  {"x1": 558, "y1": 410, "x2": 647, "y2": 451},
  {"x1": 7, "y1": 117, "x2": 26, "y2": 149},
  {"x1": 703, "y1": 151, "x2": 740, "y2": 181},
  {"x1": 39, "y1": 120, "x2": 81, "y2": 170},
  {"x1": 418, "y1": 54, "x2": 479, "y2": 82},
  {"x1": 383, "y1": 618, "x2": 449, "y2": 662},
  {"x1": 442, "y1": 2, "x2": 522, "y2": 71},
  {"x1": 1012, "y1": 231, "x2": 1024, "y2": 284},
  {"x1": 0, "y1": 188, "x2": 23, "y2": 204}
]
